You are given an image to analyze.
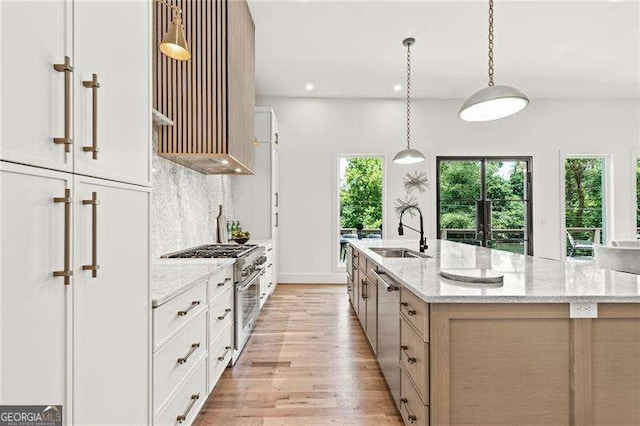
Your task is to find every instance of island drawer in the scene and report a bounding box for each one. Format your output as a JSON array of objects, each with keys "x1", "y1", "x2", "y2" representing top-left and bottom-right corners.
[
  {"x1": 209, "y1": 286, "x2": 234, "y2": 344},
  {"x1": 400, "y1": 367, "x2": 429, "y2": 426},
  {"x1": 154, "y1": 280, "x2": 208, "y2": 350},
  {"x1": 153, "y1": 310, "x2": 207, "y2": 411},
  {"x1": 400, "y1": 316, "x2": 429, "y2": 405},
  {"x1": 400, "y1": 288, "x2": 429, "y2": 342},
  {"x1": 154, "y1": 355, "x2": 207, "y2": 426},
  {"x1": 208, "y1": 321, "x2": 234, "y2": 393},
  {"x1": 208, "y1": 266, "x2": 234, "y2": 303}
]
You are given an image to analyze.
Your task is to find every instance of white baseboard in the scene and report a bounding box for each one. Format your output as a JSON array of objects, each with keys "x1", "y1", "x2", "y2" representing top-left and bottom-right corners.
[{"x1": 278, "y1": 272, "x2": 346, "y2": 284}]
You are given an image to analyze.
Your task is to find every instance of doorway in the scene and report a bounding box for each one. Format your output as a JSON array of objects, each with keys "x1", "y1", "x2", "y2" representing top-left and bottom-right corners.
[{"x1": 437, "y1": 157, "x2": 533, "y2": 255}]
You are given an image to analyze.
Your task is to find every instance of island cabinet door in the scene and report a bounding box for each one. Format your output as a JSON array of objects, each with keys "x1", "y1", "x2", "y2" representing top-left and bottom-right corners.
[
  {"x1": 365, "y1": 281, "x2": 378, "y2": 354},
  {"x1": 72, "y1": 175, "x2": 150, "y2": 425},
  {"x1": 430, "y1": 304, "x2": 573, "y2": 426}
]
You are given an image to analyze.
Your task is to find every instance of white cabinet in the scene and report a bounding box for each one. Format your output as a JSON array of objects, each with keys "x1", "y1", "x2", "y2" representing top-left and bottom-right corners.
[
  {"x1": 0, "y1": 0, "x2": 73, "y2": 172},
  {"x1": 0, "y1": 0, "x2": 151, "y2": 185},
  {"x1": 73, "y1": 0, "x2": 151, "y2": 185},
  {"x1": 72, "y1": 175, "x2": 150, "y2": 424},
  {"x1": 234, "y1": 108, "x2": 280, "y2": 290},
  {"x1": 0, "y1": 163, "x2": 72, "y2": 413}
]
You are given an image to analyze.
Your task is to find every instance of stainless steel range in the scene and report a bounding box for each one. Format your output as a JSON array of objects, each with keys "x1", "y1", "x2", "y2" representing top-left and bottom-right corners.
[{"x1": 163, "y1": 244, "x2": 266, "y2": 363}]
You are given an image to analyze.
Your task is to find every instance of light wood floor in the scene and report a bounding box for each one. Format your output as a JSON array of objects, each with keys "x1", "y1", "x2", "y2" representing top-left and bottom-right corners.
[{"x1": 194, "y1": 284, "x2": 403, "y2": 426}]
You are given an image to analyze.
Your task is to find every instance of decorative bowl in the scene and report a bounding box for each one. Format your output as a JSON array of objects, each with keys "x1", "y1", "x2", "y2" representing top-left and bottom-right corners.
[{"x1": 232, "y1": 237, "x2": 250, "y2": 244}]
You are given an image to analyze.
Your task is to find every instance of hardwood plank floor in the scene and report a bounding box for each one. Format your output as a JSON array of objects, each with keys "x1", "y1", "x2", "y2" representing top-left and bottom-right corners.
[{"x1": 194, "y1": 284, "x2": 403, "y2": 426}]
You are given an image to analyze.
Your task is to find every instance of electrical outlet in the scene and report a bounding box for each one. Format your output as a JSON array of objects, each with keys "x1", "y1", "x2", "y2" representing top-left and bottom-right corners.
[{"x1": 570, "y1": 302, "x2": 598, "y2": 318}]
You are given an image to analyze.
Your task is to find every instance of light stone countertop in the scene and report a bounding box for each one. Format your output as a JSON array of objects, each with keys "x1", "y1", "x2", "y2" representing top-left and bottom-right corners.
[
  {"x1": 348, "y1": 239, "x2": 640, "y2": 304},
  {"x1": 151, "y1": 259, "x2": 236, "y2": 308}
]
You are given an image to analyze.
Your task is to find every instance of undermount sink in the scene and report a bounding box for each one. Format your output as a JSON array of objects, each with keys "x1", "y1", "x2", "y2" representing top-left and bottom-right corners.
[{"x1": 369, "y1": 247, "x2": 431, "y2": 259}]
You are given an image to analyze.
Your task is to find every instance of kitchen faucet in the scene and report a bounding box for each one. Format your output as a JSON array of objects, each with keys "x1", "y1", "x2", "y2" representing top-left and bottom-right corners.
[{"x1": 398, "y1": 205, "x2": 428, "y2": 253}]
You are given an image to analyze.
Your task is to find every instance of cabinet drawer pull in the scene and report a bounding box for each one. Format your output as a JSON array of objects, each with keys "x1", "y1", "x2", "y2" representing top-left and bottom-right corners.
[
  {"x1": 217, "y1": 345, "x2": 232, "y2": 361},
  {"x1": 217, "y1": 308, "x2": 232, "y2": 320},
  {"x1": 82, "y1": 192, "x2": 100, "y2": 277},
  {"x1": 268, "y1": 263, "x2": 273, "y2": 268},
  {"x1": 361, "y1": 278, "x2": 368, "y2": 299},
  {"x1": 177, "y1": 301, "x2": 201, "y2": 316},
  {"x1": 53, "y1": 188, "x2": 73, "y2": 285},
  {"x1": 267, "y1": 247, "x2": 273, "y2": 252},
  {"x1": 177, "y1": 343, "x2": 200, "y2": 365},
  {"x1": 401, "y1": 302, "x2": 416, "y2": 316},
  {"x1": 400, "y1": 398, "x2": 417, "y2": 423},
  {"x1": 400, "y1": 345, "x2": 417, "y2": 364},
  {"x1": 82, "y1": 73, "x2": 100, "y2": 159},
  {"x1": 176, "y1": 393, "x2": 200, "y2": 423},
  {"x1": 53, "y1": 56, "x2": 73, "y2": 152},
  {"x1": 217, "y1": 277, "x2": 231, "y2": 287}
]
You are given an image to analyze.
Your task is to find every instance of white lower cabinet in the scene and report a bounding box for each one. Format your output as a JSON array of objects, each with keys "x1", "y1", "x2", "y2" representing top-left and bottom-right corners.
[
  {"x1": 0, "y1": 162, "x2": 151, "y2": 424},
  {"x1": 153, "y1": 265, "x2": 235, "y2": 425}
]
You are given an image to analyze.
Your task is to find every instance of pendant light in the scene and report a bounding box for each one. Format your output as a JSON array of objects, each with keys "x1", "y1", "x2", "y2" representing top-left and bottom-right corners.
[
  {"x1": 459, "y1": 0, "x2": 528, "y2": 122},
  {"x1": 393, "y1": 38, "x2": 425, "y2": 165},
  {"x1": 157, "y1": 0, "x2": 191, "y2": 61}
]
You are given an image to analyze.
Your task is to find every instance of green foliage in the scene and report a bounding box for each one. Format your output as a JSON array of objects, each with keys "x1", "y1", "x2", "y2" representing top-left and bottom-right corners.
[
  {"x1": 340, "y1": 158, "x2": 383, "y2": 229},
  {"x1": 564, "y1": 158, "x2": 603, "y2": 230},
  {"x1": 439, "y1": 161, "x2": 526, "y2": 232}
]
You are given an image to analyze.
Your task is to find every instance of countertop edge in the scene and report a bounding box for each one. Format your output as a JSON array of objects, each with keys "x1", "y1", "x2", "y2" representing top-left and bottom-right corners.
[{"x1": 151, "y1": 259, "x2": 236, "y2": 308}]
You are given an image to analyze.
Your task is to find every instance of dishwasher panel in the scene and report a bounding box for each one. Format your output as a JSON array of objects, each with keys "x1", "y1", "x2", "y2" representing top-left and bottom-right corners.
[{"x1": 372, "y1": 268, "x2": 401, "y2": 407}]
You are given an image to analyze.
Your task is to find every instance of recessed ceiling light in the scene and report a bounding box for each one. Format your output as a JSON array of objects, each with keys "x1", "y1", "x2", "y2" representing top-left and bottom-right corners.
[
  {"x1": 393, "y1": 84, "x2": 402, "y2": 92},
  {"x1": 220, "y1": 159, "x2": 229, "y2": 165},
  {"x1": 305, "y1": 83, "x2": 314, "y2": 91},
  {"x1": 234, "y1": 168, "x2": 242, "y2": 173}
]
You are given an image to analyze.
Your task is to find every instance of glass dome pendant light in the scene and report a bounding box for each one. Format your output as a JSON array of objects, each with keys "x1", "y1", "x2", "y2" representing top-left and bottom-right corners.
[
  {"x1": 459, "y1": 0, "x2": 529, "y2": 122},
  {"x1": 393, "y1": 38, "x2": 426, "y2": 165}
]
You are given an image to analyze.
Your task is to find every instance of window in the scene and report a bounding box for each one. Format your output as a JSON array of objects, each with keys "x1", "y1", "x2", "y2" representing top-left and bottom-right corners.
[
  {"x1": 337, "y1": 156, "x2": 384, "y2": 266},
  {"x1": 565, "y1": 157, "x2": 606, "y2": 258},
  {"x1": 437, "y1": 157, "x2": 533, "y2": 255}
]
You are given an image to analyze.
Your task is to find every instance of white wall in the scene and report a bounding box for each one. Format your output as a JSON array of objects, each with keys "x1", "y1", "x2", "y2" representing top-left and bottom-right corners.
[{"x1": 257, "y1": 97, "x2": 639, "y2": 284}]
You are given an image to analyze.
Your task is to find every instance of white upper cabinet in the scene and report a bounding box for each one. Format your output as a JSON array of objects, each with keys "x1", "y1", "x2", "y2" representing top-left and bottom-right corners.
[
  {"x1": 0, "y1": 163, "x2": 72, "y2": 416},
  {"x1": 72, "y1": 175, "x2": 150, "y2": 424},
  {"x1": 73, "y1": 1, "x2": 151, "y2": 185},
  {"x1": 0, "y1": 0, "x2": 73, "y2": 172}
]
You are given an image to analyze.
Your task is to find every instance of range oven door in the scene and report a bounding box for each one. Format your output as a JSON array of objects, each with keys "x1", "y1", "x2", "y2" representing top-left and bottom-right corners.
[{"x1": 234, "y1": 272, "x2": 260, "y2": 362}]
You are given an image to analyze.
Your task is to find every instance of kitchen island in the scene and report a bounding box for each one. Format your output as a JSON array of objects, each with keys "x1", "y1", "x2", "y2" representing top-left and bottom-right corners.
[{"x1": 347, "y1": 239, "x2": 640, "y2": 426}]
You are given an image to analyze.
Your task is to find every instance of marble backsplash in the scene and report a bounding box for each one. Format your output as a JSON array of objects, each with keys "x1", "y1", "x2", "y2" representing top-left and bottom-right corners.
[{"x1": 151, "y1": 123, "x2": 235, "y2": 260}]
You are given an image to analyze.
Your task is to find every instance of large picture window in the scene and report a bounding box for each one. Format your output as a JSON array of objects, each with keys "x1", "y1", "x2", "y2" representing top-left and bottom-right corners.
[{"x1": 337, "y1": 156, "x2": 384, "y2": 266}]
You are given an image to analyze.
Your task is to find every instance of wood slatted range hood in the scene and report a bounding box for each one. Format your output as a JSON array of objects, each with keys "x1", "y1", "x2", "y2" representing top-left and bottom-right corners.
[{"x1": 153, "y1": 0, "x2": 256, "y2": 174}]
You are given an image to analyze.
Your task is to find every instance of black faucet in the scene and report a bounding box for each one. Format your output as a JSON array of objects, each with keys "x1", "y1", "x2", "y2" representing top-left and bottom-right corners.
[{"x1": 398, "y1": 205, "x2": 428, "y2": 253}]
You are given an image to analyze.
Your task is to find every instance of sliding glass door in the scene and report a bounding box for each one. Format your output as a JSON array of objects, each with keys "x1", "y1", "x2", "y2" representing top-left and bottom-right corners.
[{"x1": 437, "y1": 157, "x2": 533, "y2": 255}]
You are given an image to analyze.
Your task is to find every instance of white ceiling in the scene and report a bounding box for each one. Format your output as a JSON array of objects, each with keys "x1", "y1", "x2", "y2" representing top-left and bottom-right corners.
[{"x1": 248, "y1": 0, "x2": 640, "y2": 99}]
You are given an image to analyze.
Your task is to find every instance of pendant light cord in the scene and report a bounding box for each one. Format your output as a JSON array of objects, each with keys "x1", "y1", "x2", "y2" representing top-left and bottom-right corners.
[
  {"x1": 488, "y1": 0, "x2": 495, "y2": 87},
  {"x1": 406, "y1": 41, "x2": 412, "y2": 149}
]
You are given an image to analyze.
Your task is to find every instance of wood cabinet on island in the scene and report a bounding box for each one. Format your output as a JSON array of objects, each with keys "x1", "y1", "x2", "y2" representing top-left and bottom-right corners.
[{"x1": 347, "y1": 239, "x2": 640, "y2": 426}]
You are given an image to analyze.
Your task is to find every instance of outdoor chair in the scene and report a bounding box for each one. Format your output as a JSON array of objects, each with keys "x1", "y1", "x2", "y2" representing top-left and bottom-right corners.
[{"x1": 567, "y1": 231, "x2": 594, "y2": 257}]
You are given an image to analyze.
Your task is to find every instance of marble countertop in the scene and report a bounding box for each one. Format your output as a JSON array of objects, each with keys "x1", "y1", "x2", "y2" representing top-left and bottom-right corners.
[
  {"x1": 348, "y1": 239, "x2": 640, "y2": 304},
  {"x1": 151, "y1": 258, "x2": 236, "y2": 307}
]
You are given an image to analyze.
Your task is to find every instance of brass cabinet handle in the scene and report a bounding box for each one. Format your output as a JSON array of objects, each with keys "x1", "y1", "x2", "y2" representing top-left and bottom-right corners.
[
  {"x1": 400, "y1": 398, "x2": 417, "y2": 423},
  {"x1": 177, "y1": 301, "x2": 201, "y2": 317},
  {"x1": 275, "y1": 192, "x2": 279, "y2": 207},
  {"x1": 177, "y1": 343, "x2": 200, "y2": 365},
  {"x1": 275, "y1": 212, "x2": 278, "y2": 228},
  {"x1": 82, "y1": 73, "x2": 100, "y2": 160},
  {"x1": 275, "y1": 132, "x2": 279, "y2": 145},
  {"x1": 400, "y1": 345, "x2": 417, "y2": 364},
  {"x1": 53, "y1": 188, "x2": 73, "y2": 285},
  {"x1": 361, "y1": 278, "x2": 368, "y2": 299},
  {"x1": 176, "y1": 393, "x2": 200, "y2": 423},
  {"x1": 53, "y1": 56, "x2": 73, "y2": 152},
  {"x1": 401, "y1": 302, "x2": 416, "y2": 316},
  {"x1": 217, "y1": 345, "x2": 232, "y2": 361},
  {"x1": 82, "y1": 192, "x2": 99, "y2": 277},
  {"x1": 217, "y1": 308, "x2": 232, "y2": 320},
  {"x1": 217, "y1": 277, "x2": 231, "y2": 287}
]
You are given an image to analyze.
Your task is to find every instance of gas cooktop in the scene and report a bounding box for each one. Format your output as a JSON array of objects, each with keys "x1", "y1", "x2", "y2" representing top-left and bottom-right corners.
[{"x1": 162, "y1": 244, "x2": 258, "y2": 259}]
